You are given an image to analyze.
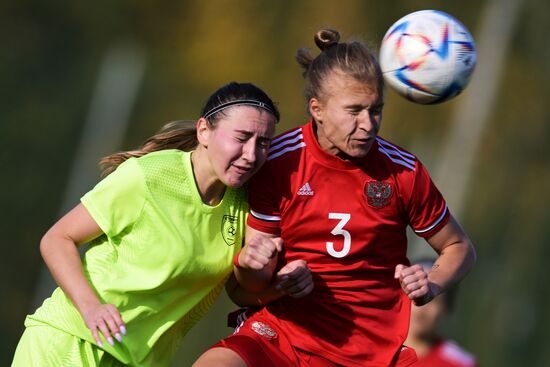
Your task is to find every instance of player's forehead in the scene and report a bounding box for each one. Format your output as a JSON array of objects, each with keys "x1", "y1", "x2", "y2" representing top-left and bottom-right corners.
[
  {"x1": 216, "y1": 106, "x2": 276, "y2": 135},
  {"x1": 321, "y1": 70, "x2": 382, "y2": 106}
]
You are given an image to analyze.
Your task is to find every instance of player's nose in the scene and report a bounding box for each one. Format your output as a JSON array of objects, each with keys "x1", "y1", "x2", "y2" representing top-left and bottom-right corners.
[
  {"x1": 358, "y1": 109, "x2": 375, "y2": 131},
  {"x1": 241, "y1": 139, "x2": 257, "y2": 163}
]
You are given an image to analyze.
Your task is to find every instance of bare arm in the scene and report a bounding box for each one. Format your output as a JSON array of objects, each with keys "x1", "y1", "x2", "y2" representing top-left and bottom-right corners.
[
  {"x1": 40, "y1": 203, "x2": 125, "y2": 346},
  {"x1": 227, "y1": 259, "x2": 313, "y2": 307},
  {"x1": 424, "y1": 215, "x2": 476, "y2": 294},
  {"x1": 396, "y1": 215, "x2": 476, "y2": 305},
  {"x1": 225, "y1": 274, "x2": 283, "y2": 307},
  {"x1": 233, "y1": 225, "x2": 282, "y2": 292}
]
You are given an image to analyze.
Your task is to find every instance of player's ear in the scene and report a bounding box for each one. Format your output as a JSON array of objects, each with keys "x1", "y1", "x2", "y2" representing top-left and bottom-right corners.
[
  {"x1": 196, "y1": 117, "x2": 211, "y2": 147},
  {"x1": 309, "y1": 98, "x2": 323, "y2": 123}
]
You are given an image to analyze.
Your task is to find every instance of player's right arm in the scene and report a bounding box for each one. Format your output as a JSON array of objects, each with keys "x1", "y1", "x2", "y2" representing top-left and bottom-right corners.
[
  {"x1": 233, "y1": 225, "x2": 282, "y2": 292},
  {"x1": 40, "y1": 203, "x2": 125, "y2": 347},
  {"x1": 227, "y1": 259, "x2": 313, "y2": 306}
]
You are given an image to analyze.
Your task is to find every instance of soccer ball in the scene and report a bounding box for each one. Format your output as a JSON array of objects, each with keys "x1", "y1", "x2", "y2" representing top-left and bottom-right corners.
[{"x1": 379, "y1": 10, "x2": 477, "y2": 104}]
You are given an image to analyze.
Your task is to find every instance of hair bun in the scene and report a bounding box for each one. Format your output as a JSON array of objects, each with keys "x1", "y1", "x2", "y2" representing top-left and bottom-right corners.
[{"x1": 314, "y1": 29, "x2": 340, "y2": 51}]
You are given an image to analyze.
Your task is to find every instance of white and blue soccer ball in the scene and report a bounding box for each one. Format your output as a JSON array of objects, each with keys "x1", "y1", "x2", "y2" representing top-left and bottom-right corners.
[{"x1": 379, "y1": 10, "x2": 477, "y2": 104}]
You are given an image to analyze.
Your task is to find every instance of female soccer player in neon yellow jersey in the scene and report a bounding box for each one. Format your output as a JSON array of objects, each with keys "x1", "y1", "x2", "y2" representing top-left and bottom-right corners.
[{"x1": 12, "y1": 82, "x2": 285, "y2": 366}]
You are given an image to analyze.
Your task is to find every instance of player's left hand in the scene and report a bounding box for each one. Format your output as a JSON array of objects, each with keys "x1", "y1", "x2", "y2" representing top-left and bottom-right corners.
[
  {"x1": 274, "y1": 260, "x2": 313, "y2": 298},
  {"x1": 395, "y1": 264, "x2": 439, "y2": 306}
]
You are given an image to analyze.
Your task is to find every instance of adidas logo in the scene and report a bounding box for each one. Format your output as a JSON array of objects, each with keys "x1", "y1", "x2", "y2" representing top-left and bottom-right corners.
[{"x1": 297, "y1": 182, "x2": 314, "y2": 196}]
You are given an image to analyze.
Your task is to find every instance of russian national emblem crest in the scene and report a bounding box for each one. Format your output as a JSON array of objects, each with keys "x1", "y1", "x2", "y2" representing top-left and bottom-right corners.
[
  {"x1": 221, "y1": 215, "x2": 238, "y2": 246},
  {"x1": 250, "y1": 321, "x2": 277, "y2": 340},
  {"x1": 365, "y1": 181, "x2": 393, "y2": 208}
]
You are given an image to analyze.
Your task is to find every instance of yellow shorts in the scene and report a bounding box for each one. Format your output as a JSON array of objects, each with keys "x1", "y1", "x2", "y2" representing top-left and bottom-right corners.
[{"x1": 12, "y1": 324, "x2": 123, "y2": 367}]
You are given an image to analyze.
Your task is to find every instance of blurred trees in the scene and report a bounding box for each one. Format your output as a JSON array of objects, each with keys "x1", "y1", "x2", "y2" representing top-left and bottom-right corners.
[{"x1": 1, "y1": 0, "x2": 549, "y2": 366}]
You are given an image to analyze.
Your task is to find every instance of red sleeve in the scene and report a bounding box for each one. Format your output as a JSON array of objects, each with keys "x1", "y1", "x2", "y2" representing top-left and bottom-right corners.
[
  {"x1": 407, "y1": 160, "x2": 450, "y2": 238},
  {"x1": 247, "y1": 164, "x2": 282, "y2": 236}
]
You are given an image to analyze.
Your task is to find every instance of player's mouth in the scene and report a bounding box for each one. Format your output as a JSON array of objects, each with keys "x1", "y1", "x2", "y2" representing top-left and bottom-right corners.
[
  {"x1": 232, "y1": 163, "x2": 254, "y2": 175},
  {"x1": 353, "y1": 137, "x2": 373, "y2": 145}
]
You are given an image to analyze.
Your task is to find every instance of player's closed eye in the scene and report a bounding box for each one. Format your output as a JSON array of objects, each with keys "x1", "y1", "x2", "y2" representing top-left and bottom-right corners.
[
  {"x1": 369, "y1": 104, "x2": 384, "y2": 115},
  {"x1": 235, "y1": 134, "x2": 249, "y2": 143},
  {"x1": 347, "y1": 107, "x2": 362, "y2": 115},
  {"x1": 257, "y1": 139, "x2": 271, "y2": 149}
]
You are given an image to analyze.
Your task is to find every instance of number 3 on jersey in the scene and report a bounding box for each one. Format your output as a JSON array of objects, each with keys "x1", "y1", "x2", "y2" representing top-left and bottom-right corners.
[{"x1": 326, "y1": 213, "x2": 351, "y2": 258}]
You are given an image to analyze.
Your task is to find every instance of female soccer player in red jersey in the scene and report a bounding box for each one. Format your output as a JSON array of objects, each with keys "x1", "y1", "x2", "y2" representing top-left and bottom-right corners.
[{"x1": 194, "y1": 29, "x2": 476, "y2": 367}]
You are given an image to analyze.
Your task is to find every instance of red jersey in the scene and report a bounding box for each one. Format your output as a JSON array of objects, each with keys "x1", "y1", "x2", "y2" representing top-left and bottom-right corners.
[
  {"x1": 413, "y1": 340, "x2": 477, "y2": 367},
  {"x1": 247, "y1": 120, "x2": 450, "y2": 366}
]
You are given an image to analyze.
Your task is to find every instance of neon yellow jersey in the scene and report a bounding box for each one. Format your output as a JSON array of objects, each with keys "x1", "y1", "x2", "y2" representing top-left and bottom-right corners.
[{"x1": 26, "y1": 150, "x2": 247, "y2": 366}]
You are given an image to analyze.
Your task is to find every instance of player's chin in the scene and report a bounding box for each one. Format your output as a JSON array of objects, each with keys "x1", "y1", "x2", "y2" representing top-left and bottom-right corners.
[
  {"x1": 225, "y1": 171, "x2": 253, "y2": 188},
  {"x1": 225, "y1": 178, "x2": 246, "y2": 188},
  {"x1": 347, "y1": 146, "x2": 372, "y2": 159}
]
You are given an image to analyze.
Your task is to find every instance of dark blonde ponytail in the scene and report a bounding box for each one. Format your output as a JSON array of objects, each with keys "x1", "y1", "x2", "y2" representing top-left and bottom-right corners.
[{"x1": 99, "y1": 120, "x2": 198, "y2": 177}]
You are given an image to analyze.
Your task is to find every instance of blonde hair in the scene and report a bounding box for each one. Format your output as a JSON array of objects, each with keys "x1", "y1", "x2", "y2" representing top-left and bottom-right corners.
[{"x1": 295, "y1": 29, "x2": 384, "y2": 103}]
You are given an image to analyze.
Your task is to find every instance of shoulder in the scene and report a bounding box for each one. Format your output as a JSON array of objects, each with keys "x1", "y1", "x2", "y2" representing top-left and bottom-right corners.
[
  {"x1": 101, "y1": 150, "x2": 186, "y2": 188},
  {"x1": 439, "y1": 340, "x2": 477, "y2": 367},
  {"x1": 136, "y1": 149, "x2": 186, "y2": 164},
  {"x1": 252, "y1": 126, "x2": 306, "y2": 183},
  {"x1": 266, "y1": 126, "x2": 306, "y2": 163},
  {"x1": 129, "y1": 150, "x2": 190, "y2": 192},
  {"x1": 374, "y1": 136, "x2": 418, "y2": 172},
  {"x1": 134, "y1": 149, "x2": 187, "y2": 174}
]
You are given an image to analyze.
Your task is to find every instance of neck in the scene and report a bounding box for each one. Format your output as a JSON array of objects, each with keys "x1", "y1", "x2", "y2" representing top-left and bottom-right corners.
[
  {"x1": 191, "y1": 148, "x2": 226, "y2": 206},
  {"x1": 312, "y1": 121, "x2": 353, "y2": 160},
  {"x1": 314, "y1": 121, "x2": 336, "y2": 155}
]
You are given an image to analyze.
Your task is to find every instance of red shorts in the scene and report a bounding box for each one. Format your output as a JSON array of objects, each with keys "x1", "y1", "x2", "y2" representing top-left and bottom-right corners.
[{"x1": 213, "y1": 309, "x2": 417, "y2": 367}]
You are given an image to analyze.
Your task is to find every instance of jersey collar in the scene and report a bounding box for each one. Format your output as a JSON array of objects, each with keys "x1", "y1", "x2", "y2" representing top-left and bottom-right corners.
[{"x1": 303, "y1": 119, "x2": 375, "y2": 171}]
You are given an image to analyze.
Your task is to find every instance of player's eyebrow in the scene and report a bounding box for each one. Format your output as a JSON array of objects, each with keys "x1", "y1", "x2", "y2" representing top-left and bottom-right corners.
[
  {"x1": 234, "y1": 129, "x2": 271, "y2": 140},
  {"x1": 345, "y1": 102, "x2": 385, "y2": 110},
  {"x1": 368, "y1": 102, "x2": 385, "y2": 110},
  {"x1": 345, "y1": 104, "x2": 368, "y2": 110},
  {"x1": 234, "y1": 129, "x2": 252, "y2": 135}
]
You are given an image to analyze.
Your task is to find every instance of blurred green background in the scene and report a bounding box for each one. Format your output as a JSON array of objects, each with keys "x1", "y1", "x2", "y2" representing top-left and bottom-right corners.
[{"x1": 2, "y1": 0, "x2": 549, "y2": 366}]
